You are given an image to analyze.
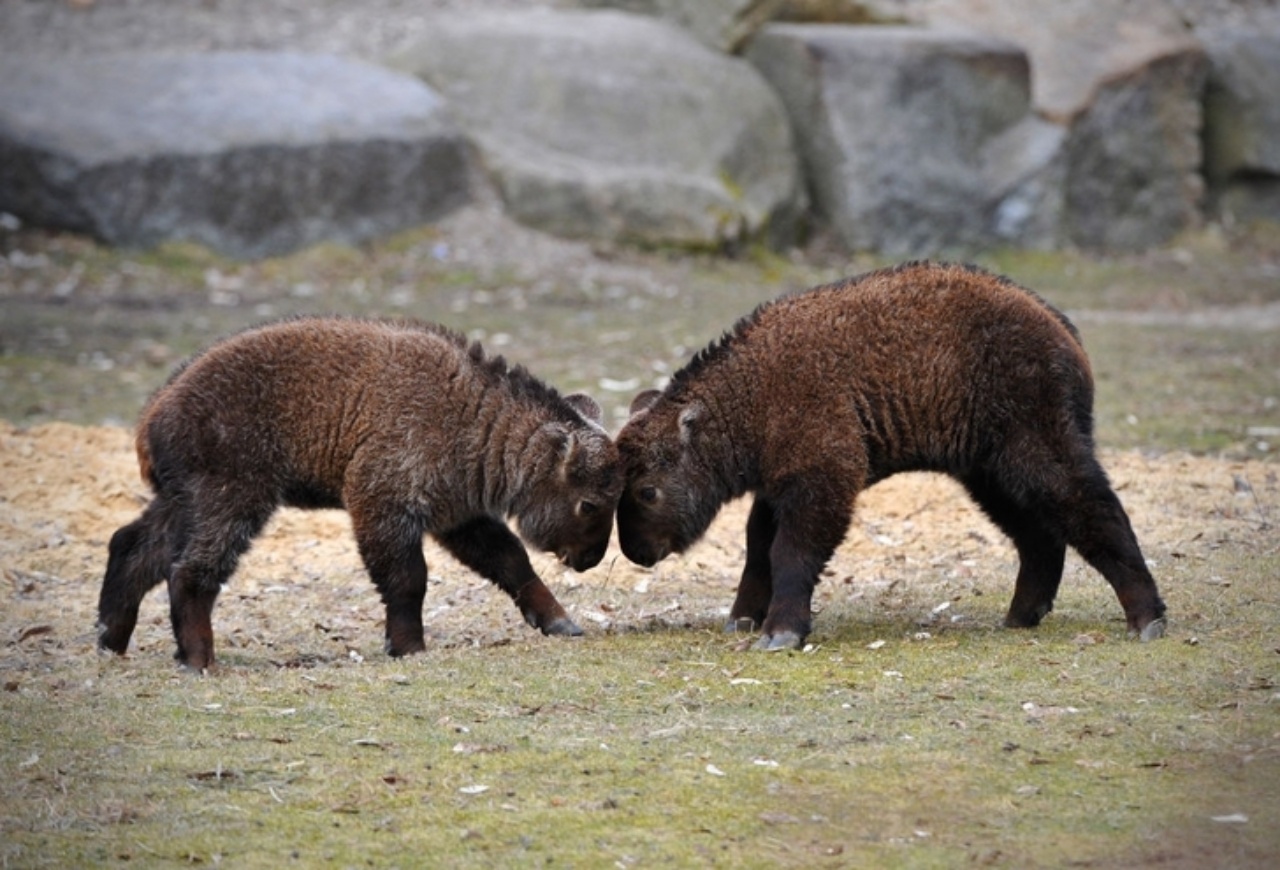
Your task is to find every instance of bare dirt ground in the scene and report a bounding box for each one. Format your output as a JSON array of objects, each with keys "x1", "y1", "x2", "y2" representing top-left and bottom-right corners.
[{"x1": 2, "y1": 418, "x2": 1274, "y2": 675}]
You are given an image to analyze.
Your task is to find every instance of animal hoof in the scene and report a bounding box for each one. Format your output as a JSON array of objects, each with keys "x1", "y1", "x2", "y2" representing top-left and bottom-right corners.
[
  {"x1": 97, "y1": 636, "x2": 127, "y2": 656},
  {"x1": 1137, "y1": 617, "x2": 1167, "y2": 642},
  {"x1": 542, "y1": 617, "x2": 584, "y2": 638},
  {"x1": 97, "y1": 622, "x2": 131, "y2": 655},
  {"x1": 724, "y1": 617, "x2": 758, "y2": 633},
  {"x1": 176, "y1": 658, "x2": 214, "y2": 675},
  {"x1": 751, "y1": 631, "x2": 804, "y2": 652},
  {"x1": 385, "y1": 639, "x2": 427, "y2": 658}
]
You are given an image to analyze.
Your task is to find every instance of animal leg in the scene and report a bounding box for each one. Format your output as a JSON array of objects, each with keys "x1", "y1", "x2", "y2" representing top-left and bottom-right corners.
[
  {"x1": 98, "y1": 496, "x2": 187, "y2": 655},
  {"x1": 1061, "y1": 460, "x2": 1167, "y2": 640},
  {"x1": 350, "y1": 510, "x2": 430, "y2": 657},
  {"x1": 167, "y1": 499, "x2": 270, "y2": 672},
  {"x1": 167, "y1": 566, "x2": 220, "y2": 672},
  {"x1": 436, "y1": 516, "x2": 583, "y2": 637},
  {"x1": 727, "y1": 497, "x2": 777, "y2": 632},
  {"x1": 754, "y1": 486, "x2": 850, "y2": 651},
  {"x1": 962, "y1": 474, "x2": 1068, "y2": 629}
]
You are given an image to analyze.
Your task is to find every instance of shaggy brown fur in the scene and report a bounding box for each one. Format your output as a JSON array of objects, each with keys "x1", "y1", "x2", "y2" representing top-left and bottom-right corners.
[
  {"x1": 99, "y1": 317, "x2": 622, "y2": 670},
  {"x1": 616, "y1": 262, "x2": 1167, "y2": 650}
]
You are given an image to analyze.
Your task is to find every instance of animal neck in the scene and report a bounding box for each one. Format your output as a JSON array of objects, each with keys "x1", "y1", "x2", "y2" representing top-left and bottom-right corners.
[
  {"x1": 691, "y1": 390, "x2": 758, "y2": 502},
  {"x1": 499, "y1": 416, "x2": 567, "y2": 517},
  {"x1": 459, "y1": 407, "x2": 546, "y2": 517}
]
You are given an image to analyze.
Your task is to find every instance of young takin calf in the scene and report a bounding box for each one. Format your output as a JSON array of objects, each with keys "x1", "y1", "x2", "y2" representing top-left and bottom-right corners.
[
  {"x1": 616, "y1": 261, "x2": 1167, "y2": 650},
  {"x1": 99, "y1": 317, "x2": 622, "y2": 671}
]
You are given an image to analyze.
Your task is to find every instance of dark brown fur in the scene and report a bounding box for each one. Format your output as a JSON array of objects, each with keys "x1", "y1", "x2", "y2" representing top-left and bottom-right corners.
[
  {"x1": 99, "y1": 317, "x2": 622, "y2": 670},
  {"x1": 616, "y1": 262, "x2": 1166, "y2": 650}
]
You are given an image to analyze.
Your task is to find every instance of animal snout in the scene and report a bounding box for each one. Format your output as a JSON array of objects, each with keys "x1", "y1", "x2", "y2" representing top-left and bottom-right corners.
[
  {"x1": 562, "y1": 541, "x2": 608, "y2": 572},
  {"x1": 619, "y1": 532, "x2": 668, "y2": 568}
]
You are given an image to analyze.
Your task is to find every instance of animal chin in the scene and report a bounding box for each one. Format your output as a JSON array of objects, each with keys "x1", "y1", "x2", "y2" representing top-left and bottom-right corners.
[
  {"x1": 620, "y1": 540, "x2": 670, "y2": 567},
  {"x1": 569, "y1": 547, "x2": 605, "y2": 572},
  {"x1": 557, "y1": 548, "x2": 596, "y2": 571}
]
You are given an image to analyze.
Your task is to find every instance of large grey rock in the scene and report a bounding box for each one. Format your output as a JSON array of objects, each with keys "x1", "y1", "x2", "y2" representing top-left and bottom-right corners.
[
  {"x1": 1202, "y1": 32, "x2": 1280, "y2": 224},
  {"x1": 573, "y1": 0, "x2": 783, "y2": 52},
  {"x1": 395, "y1": 9, "x2": 805, "y2": 250},
  {"x1": 0, "y1": 52, "x2": 472, "y2": 259},
  {"x1": 747, "y1": 24, "x2": 1058, "y2": 255},
  {"x1": 1059, "y1": 47, "x2": 1208, "y2": 250},
  {"x1": 883, "y1": 0, "x2": 1210, "y2": 250},
  {"x1": 899, "y1": 0, "x2": 1196, "y2": 122}
]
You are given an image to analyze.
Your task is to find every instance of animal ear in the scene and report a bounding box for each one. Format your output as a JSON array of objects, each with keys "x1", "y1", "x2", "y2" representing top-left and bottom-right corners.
[
  {"x1": 563, "y1": 393, "x2": 603, "y2": 426},
  {"x1": 678, "y1": 403, "x2": 704, "y2": 445},
  {"x1": 629, "y1": 389, "x2": 661, "y2": 417}
]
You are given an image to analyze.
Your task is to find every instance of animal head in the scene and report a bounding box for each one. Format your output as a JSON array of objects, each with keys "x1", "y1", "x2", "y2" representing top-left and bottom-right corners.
[
  {"x1": 614, "y1": 389, "x2": 723, "y2": 567},
  {"x1": 515, "y1": 394, "x2": 623, "y2": 572}
]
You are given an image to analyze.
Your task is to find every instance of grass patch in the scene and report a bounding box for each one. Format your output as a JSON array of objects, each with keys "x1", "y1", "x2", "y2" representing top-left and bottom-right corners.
[
  {"x1": 1086, "y1": 323, "x2": 1280, "y2": 458},
  {"x1": 4, "y1": 592, "x2": 1278, "y2": 867}
]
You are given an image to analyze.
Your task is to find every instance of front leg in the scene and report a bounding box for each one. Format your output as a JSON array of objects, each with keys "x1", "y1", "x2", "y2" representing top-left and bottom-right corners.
[
  {"x1": 727, "y1": 496, "x2": 777, "y2": 632},
  {"x1": 350, "y1": 510, "x2": 430, "y2": 657},
  {"x1": 754, "y1": 478, "x2": 854, "y2": 651},
  {"x1": 436, "y1": 516, "x2": 583, "y2": 637}
]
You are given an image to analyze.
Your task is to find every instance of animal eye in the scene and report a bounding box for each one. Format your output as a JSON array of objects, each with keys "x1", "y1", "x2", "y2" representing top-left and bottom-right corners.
[
  {"x1": 638, "y1": 486, "x2": 658, "y2": 504},
  {"x1": 578, "y1": 500, "x2": 598, "y2": 516}
]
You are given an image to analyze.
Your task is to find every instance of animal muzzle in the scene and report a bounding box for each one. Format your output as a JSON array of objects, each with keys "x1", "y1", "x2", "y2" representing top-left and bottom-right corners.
[
  {"x1": 618, "y1": 531, "x2": 669, "y2": 568},
  {"x1": 559, "y1": 541, "x2": 608, "y2": 572}
]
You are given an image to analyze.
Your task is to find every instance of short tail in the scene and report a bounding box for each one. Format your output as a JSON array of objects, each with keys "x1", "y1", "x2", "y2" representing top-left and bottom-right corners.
[{"x1": 134, "y1": 400, "x2": 163, "y2": 488}]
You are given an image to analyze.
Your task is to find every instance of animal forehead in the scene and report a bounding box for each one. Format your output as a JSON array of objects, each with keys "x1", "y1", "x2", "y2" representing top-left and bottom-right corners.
[
  {"x1": 615, "y1": 423, "x2": 650, "y2": 458},
  {"x1": 618, "y1": 404, "x2": 682, "y2": 446},
  {"x1": 618, "y1": 431, "x2": 680, "y2": 475},
  {"x1": 571, "y1": 430, "x2": 623, "y2": 470}
]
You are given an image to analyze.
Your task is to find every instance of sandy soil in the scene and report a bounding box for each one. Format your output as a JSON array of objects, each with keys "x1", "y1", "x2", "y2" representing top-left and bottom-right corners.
[{"x1": 2, "y1": 419, "x2": 1274, "y2": 676}]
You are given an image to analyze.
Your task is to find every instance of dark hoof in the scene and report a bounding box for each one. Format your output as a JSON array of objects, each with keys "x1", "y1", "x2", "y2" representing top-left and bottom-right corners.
[
  {"x1": 1003, "y1": 604, "x2": 1051, "y2": 629},
  {"x1": 1136, "y1": 617, "x2": 1167, "y2": 642},
  {"x1": 175, "y1": 655, "x2": 214, "y2": 675},
  {"x1": 751, "y1": 631, "x2": 804, "y2": 652},
  {"x1": 724, "y1": 617, "x2": 759, "y2": 634},
  {"x1": 97, "y1": 623, "x2": 132, "y2": 655},
  {"x1": 385, "y1": 640, "x2": 427, "y2": 658},
  {"x1": 97, "y1": 637, "x2": 129, "y2": 656},
  {"x1": 541, "y1": 616, "x2": 584, "y2": 637}
]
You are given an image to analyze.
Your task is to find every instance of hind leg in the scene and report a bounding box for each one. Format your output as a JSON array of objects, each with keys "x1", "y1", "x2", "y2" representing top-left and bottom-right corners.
[
  {"x1": 98, "y1": 497, "x2": 187, "y2": 654},
  {"x1": 962, "y1": 474, "x2": 1068, "y2": 629},
  {"x1": 167, "y1": 485, "x2": 274, "y2": 670},
  {"x1": 726, "y1": 496, "x2": 777, "y2": 632},
  {"x1": 1061, "y1": 458, "x2": 1167, "y2": 639},
  {"x1": 436, "y1": 516, "x2": 582, "y2": 637}
]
